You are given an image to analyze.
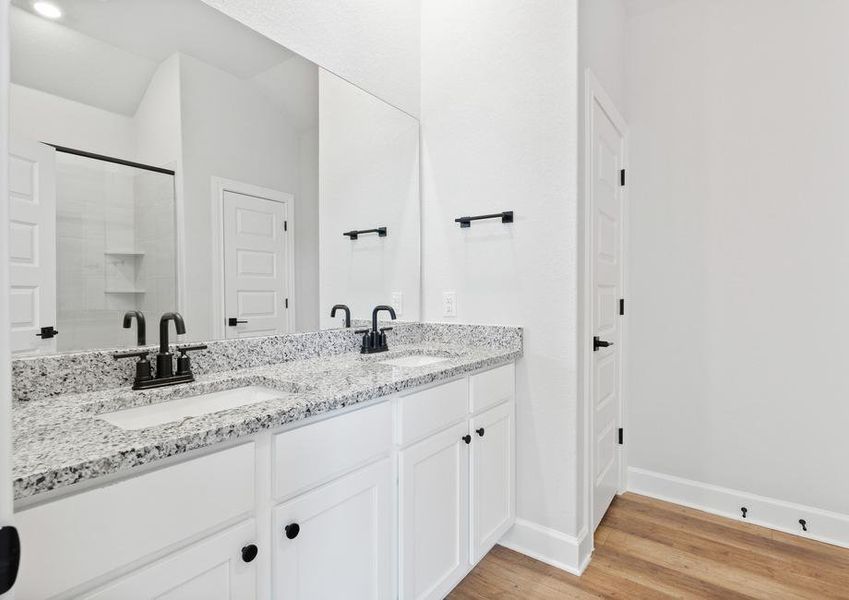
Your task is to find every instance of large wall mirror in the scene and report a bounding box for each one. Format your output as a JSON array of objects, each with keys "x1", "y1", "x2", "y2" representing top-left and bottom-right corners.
[{"x1": 7, "y1": 0, "x2": 420, "y2": 354}]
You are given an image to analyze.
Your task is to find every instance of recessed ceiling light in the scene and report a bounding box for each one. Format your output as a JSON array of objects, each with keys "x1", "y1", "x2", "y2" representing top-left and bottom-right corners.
[{"x1": 33, "y1": 1, "x2": 62, "y2": 19}]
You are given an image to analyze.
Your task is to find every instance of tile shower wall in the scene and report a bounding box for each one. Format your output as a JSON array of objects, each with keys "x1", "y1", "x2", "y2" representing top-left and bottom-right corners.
[{"x1": 55, "y1": 153, "x2": 176, "y2": 352}]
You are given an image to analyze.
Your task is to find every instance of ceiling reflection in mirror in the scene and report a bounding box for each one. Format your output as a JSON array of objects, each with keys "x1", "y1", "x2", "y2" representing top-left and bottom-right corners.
[{"x1": 7, "y1": 0, "x2": 420, "y2": 355}]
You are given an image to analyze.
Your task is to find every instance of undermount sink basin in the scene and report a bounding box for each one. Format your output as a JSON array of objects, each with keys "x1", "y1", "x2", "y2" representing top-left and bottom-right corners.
[
  {"x1": 378, "y1": 354, "x2": 450, "y2": 368},
  {"x1": 98, "y1": 386, "x2": 287, "y2": 430}
]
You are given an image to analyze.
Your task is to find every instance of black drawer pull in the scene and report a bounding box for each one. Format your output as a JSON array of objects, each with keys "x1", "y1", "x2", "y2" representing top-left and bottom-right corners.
[{"x1": 285, "y1": 523, "x2": 300, "y2": 540}]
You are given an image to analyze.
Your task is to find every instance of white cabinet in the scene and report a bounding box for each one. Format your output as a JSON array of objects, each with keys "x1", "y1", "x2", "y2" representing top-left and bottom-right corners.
[
  {"x1": 470, "y1": 401, "x2": 515, "y2": 563},
  {"x1": 273, "y1": 458, "x2": 393, "y2": 600},
  {"x1": 81, "y1": 520, "x2": 257, "y2": 600},
  {"x1": 19, "y1": 362, "x2": 515, "y2": 600},
  {"x1": 399, "y1": 422, "x2": 470, "y2": 600}
]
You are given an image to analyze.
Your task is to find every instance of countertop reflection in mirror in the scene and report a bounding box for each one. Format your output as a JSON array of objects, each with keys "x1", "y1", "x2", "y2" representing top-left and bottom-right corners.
[{"x1": 7, "y1": 0, "x2": 420, "y2": 356}]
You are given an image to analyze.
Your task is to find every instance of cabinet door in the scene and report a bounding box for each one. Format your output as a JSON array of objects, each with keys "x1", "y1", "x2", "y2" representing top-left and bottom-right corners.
[
  {"x1": 273, "y1": 458, "x2": 392, "y2": 600},
  {"x1": 399, "y1": 422, "x2": 470, "y2": 600},
  {"x1": 81, "y1": 520, "x2": 257, "y2": 600},
  {"x1": 470, "y1": 401, "x2": 515, "y2": 563}
]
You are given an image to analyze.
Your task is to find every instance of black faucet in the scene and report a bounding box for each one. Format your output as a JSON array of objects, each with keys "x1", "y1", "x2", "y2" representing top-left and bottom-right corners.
[
  {"x1": 113, "y1": 311, "x2": 206, "y2": 390},
  {"x1": 122, "y1": 310, "x2": 146, "y2": 346},
  {"x1": 157, "y1": 312, "x2": 186, "y2": 378},
  {"x1": 331, "y1": 304, "x2": 351, "y2": 328},
  {"x1": 357, "y1": 305, "x2": 396, "y2": 354}
]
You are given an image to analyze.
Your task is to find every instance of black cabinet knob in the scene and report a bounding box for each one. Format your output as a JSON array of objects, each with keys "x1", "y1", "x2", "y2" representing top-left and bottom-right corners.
[
  {"x1": 228, "y1": 317, "x2": 248, "y2": 327},
  {"x1": 462, "y1": 434, "x2": 472, "y2": 444},
  {"x1": 476, "y1": 428, "x2": 485, "y2": 437},
  {"x1": 241, "y1": 544, "x2": 258, "y2": 563},
  {"x1": 285, "y1": 523, "x2": 300, "y2": 540}
]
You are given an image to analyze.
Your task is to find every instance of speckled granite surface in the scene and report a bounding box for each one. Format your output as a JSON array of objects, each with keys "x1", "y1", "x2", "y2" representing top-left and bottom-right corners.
[
  {"x1": 13, "y1": 323, "x2": 522, "y2": 501},
  {"x1": 12, "y1": 322, "x2": 522, "y2": 402}
]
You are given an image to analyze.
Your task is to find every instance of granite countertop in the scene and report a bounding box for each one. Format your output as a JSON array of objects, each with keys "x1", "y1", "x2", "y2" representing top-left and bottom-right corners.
[{"x1": 13, "y1": 341, "x2": 520, "y2": 502}]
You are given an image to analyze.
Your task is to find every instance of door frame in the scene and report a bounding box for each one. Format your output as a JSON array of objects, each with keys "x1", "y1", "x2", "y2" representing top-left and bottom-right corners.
[
  {"x1": 1, "y1": 1, "x2": 16, "y2": 595},
  {"x1": 581, "y1": 69, "x2": 630, "y2": 538},
  {"x1": 210, "y1": 177, "x2": 296, "y2": 338}
]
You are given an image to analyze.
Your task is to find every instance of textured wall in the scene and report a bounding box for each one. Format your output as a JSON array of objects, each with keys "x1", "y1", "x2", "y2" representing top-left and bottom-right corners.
[
  {"x1": 421, "y1": 0, "x2": 581, "y2": 544},
  {"x1": 201, "y1": 0, "x2": 421, "y2": 116}
]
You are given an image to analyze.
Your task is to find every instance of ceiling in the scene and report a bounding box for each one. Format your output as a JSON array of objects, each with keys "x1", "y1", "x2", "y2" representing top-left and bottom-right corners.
[{"x1": 10, "y1": 0, "x2": 310, "y2": 118}]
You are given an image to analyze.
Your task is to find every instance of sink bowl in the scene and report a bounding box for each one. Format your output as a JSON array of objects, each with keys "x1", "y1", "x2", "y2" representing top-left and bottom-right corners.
[
  {"x1": 98, "y1": 385, "x2": 287, "y2": 430},
  {"x1": 378, "y1": 354, "x2": 450, "y2": 368}
]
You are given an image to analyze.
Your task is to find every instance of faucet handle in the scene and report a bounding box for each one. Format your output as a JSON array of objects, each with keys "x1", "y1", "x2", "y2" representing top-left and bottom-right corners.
[
  {"x1": 113, "y1": 350, "x2": 153, "y2": 383},
  {"x1": 379, "y1": 327, "x2": 394, "y2": 332},
  {"x1": 354, "y1": 329, "x2": 370, "y2": 335},
  {"x1": 176, "y1": 344, "x2": 208, "y2": 354},
  {"x1": 113, "y1": 350, "x2": 150, "y2": 360},
  {"x1": 175, "y1": 345, "x2": 207, "y2": 377}
]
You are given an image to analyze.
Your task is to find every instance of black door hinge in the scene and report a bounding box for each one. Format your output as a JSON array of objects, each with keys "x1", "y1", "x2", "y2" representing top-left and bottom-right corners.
[
  {"x1": 285, "y1": 298, "x2": 289, "y2": 309},
  {"x1": 284, "y1": 220, "x2": 288, "y2": 232},
  {"x1": 619, "y1": 299, "x2": 625, "y2": 316},
  {"x1": 618, "y1": 428, "x2": 624, "y2": 445},
  {"x1": 620, "y1": 169, "x2": 626, "y2": 187}
]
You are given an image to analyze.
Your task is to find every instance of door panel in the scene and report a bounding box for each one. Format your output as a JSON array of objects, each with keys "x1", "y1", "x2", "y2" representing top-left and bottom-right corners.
[
  {"x1": 591, "y1": 96, "x2": 625, "y2": 531},
  {"x1": 399, "y1": 422, "x2": 469, "y2": 600},
  {"x1": 273, "y1": 459, "x2": 392, "y2": 600},
  {"x1": 470, "y1": 402, "x2": 514, "y2": 563},
  {"x1": 81, "y1": 521, "x2": 257, "y2": 600},
  {"x1": 222, "y1": 190, "x2": 289, "y2": 338},
  {"x1": 8, "y1": 139, "x2": 56, "y2": 354}
]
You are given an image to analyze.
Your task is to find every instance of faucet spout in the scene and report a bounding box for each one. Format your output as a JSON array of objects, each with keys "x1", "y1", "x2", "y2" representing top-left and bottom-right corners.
[
  {"x1": 159, "y1": 312, "x2": 186, "y2": 354},
  {"x1": 371, "y1": 305, "x2": 397, "y2": 334},
  {"x1": 331, "y1": 304, "x2": 351, "y2": 328},
  {"x1": 122, "y1": 310, "x2": 146, "y2": 346}
]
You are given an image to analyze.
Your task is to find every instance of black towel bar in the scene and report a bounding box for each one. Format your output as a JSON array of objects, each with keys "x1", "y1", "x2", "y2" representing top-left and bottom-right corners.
[
  {"x1": 343, "y1": 227, "x2": 387, "y2": 240},
  {"x1": 455, "y1": 211, "x2": 513, "y2": 228}
]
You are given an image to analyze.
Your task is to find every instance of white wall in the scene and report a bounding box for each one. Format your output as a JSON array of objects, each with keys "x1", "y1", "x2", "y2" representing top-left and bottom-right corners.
[
  {"x1": 200, "y1": 0, "x2": 421, "y2": 117},
  {"x1": 421, "y1": 0, "x2": 583, "y2": 565},
  {"x1": 9, "y1": 84, "x2": 135, "y2": 159},
  {"x1": 627, "y1": 0, "x2": 849, "y2": 517},
  {"x1": 178, "y1": 53, "x2": 315, "y2": 339},
  {"x1": 319, "y1": 69, "x2": 420, "y2": 328}
]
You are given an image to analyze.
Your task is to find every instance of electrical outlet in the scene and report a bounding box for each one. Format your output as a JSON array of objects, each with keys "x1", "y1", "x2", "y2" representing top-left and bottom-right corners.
[
  {"x1": 392, "y1": 291, "x2": 403, "y2": 316},
  {"x1": 442, "y1": 291, "x2": 457, "y2": 317}
]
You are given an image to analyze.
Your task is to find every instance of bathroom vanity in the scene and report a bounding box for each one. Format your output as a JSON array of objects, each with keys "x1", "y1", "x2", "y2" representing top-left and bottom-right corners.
[{"x1": 11, "y1": 324, "x2": 521, "y2": 599}]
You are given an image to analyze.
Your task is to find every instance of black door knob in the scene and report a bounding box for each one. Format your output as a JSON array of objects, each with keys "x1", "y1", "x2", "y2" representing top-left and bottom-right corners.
[
  {"x1": 462, "y1": 434, "x2": 472, "y2": 444},
  {"x1": 228, "y1": 317, "x2": 248, "y2": 327},
  {"x1": 241, "y1": 544, "x2": 258, "y2": 563},
  {"x1": 285, "y1": 523, "x2": 300, "y2": 539},
  {"x1": 476, "y1": 428, "x2": 485, "y2": 437},
  {"x1": 593, "y1": 336, "x2": 613, "y2": 352}
]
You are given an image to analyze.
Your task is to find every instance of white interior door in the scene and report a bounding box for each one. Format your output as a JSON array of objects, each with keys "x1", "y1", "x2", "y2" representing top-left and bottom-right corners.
[
  {"x1": 8, "y1": 138, "x2": 56, "y2": 355},
  {"x1": 222, "y1": 190, "x2": 289, "y2": 338},
  {"x1": 590, "y1": 92, "x2": 626, "y2": 531}
]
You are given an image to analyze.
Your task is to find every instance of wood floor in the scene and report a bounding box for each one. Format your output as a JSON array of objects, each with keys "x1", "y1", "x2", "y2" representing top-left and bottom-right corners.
[{"x1": 448, "y1": 493, "x2": 849, "y2": 599}]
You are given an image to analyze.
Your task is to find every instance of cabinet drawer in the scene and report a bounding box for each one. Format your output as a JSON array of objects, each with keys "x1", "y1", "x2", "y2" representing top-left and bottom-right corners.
[
  {"x1": 15, "y1": 443, "x2": 255, "y2": 599},
  {"x1": 273, "y1": 401, "x2": 392, "y2": 500},
  {"x1": 395, "y1": 378, "x2": 468, "y2": 447},
  {"x1": 470, "y1": 363, "x2": 515, "y2": 413},
  {"x1": 81, "y1": 520, "x2": 257, "y2": 600}
]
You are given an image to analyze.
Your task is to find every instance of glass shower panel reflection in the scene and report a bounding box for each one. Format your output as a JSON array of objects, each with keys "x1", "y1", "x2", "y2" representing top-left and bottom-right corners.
[{"x1": 54, "y1": 152, "x2": 176, "y2": 352}]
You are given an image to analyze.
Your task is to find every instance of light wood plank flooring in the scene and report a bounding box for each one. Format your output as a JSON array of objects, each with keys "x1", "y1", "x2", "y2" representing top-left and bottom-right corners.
[{"x1": 449, "y1": 493, "x2": 849, "y2": 599}]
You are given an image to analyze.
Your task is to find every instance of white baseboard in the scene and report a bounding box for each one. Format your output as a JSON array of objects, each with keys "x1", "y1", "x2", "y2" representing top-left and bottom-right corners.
[
  {"x1": 500, "y1": 518, "x2": 592, "y2": 576},
  {"x1": 628, "y1": 467, "x2": 849, "y2": 550}
]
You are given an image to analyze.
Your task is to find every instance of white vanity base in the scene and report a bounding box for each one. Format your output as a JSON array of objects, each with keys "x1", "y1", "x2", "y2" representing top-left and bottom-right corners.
[{"x1": 15, "y1": 362, "x2": 515, "y2": 600}]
